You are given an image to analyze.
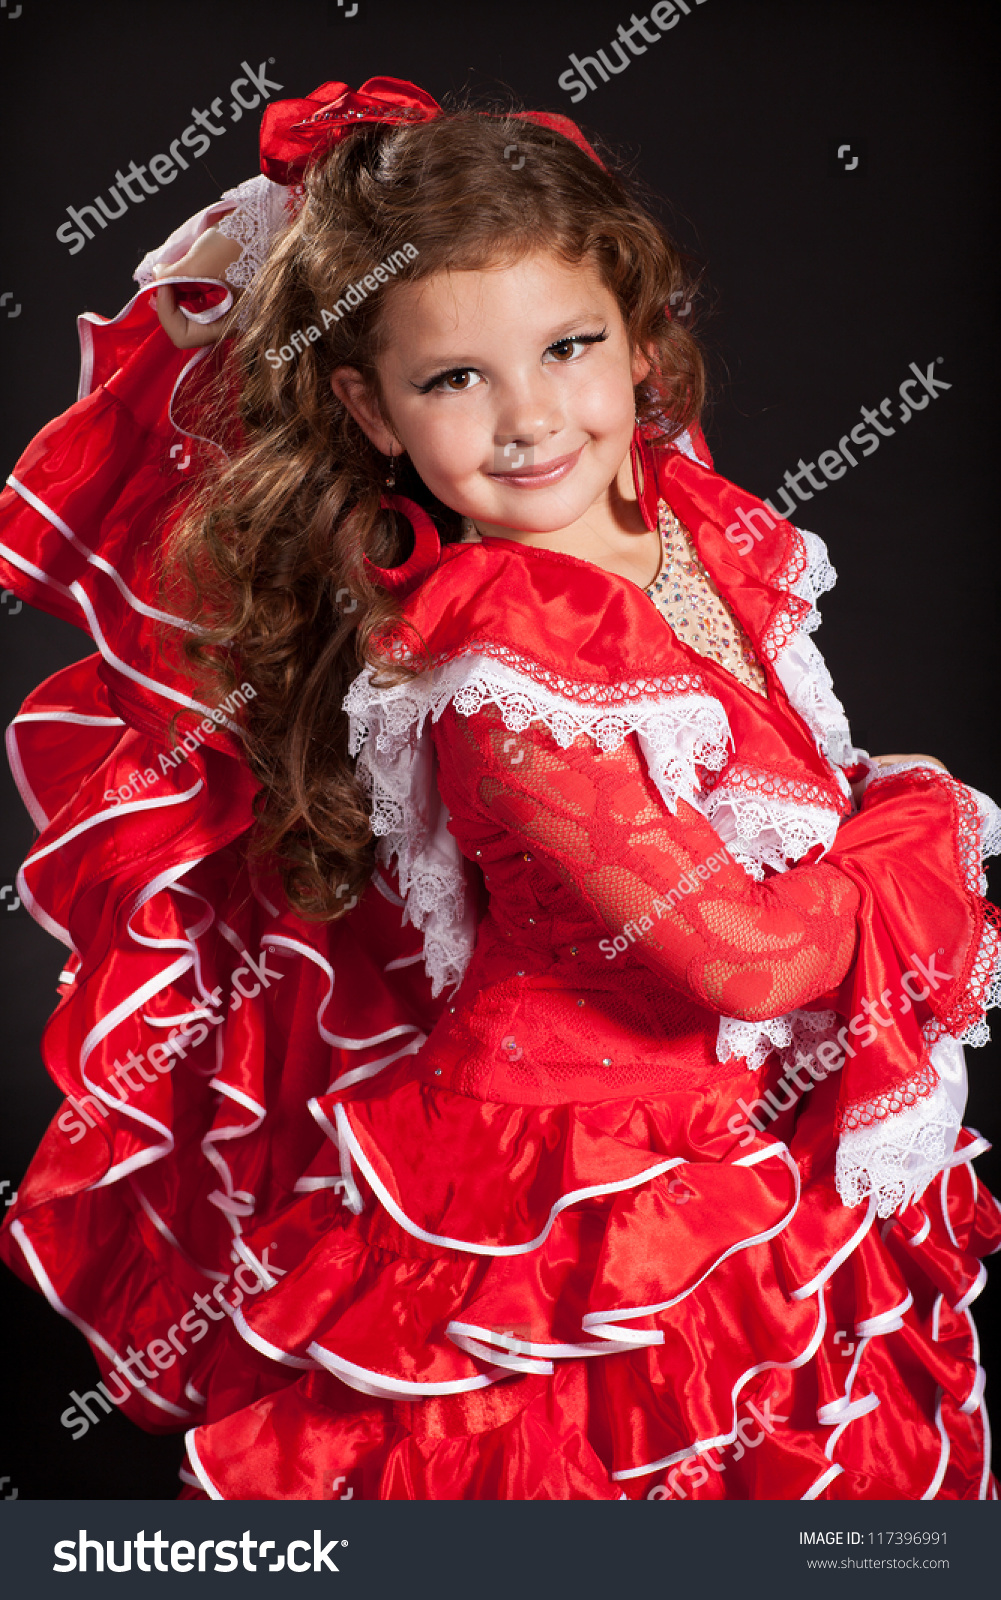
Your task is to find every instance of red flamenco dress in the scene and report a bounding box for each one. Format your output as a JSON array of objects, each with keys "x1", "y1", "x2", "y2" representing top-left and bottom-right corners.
[{"x1": 2, "y1": 185, "x2": 1000, "y2": 1506}]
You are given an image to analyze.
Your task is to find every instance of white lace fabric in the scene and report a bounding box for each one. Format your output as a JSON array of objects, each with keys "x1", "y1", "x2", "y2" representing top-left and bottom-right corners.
[
  {"x1": 789, "y1": 527, "x2": 838, "y2": 633},
  {"x1": 703, "y1": 788, "x2": 841, "y2": 881},
  {"x1": 718, "y1": 1005, "x2": 837, "y2": 1075},
  {"x1": 343, "y1": 652, "x2": 735, "y2": 995},
  {"x1": 835, "y1": 1079, "x2": 962, "y2": 1218},
  {"x1": 215, "y1": 176, "x2": 295, "y2": 289}
]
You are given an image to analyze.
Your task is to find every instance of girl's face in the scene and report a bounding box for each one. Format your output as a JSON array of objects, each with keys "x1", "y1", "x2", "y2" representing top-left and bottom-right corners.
[{"x1": 332, "y1": 250, "x2": 649, "y2": 537}]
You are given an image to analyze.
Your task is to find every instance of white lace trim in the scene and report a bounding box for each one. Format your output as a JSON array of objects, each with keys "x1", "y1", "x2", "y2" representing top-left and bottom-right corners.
[
  {"x1": 789, "y1": 527, "x2": 837, "y2": 633},
  {"x1": 721, "y1": 1004, "x2": 969, "y2": 1219},
  {"x1": 717, "y1": 1006, "x2": 836, "y2": 1073},
  {"x1": 344, "y1": 670, "x2": 472, "y2": 998},
  {"x1": 134, "y1": 175, "x2": 293, "y2": 333},
  {"x1": 353, "y1": 653, "x2": 733, "y2": 797},
  {"x1": 773, "y1": 530, "x2": 861, "y2": 782},
  {"x1": 971, "y1": 783, "x2": 1001, "y2": 861},
  {"x1": 215, "y1": 175, "x2": 293, "y2": 290},
  {"x1": 835, "y1": 1079, "x2": 962, "y2": 1219},
  {"x1": 344, "y1": 653, "x2": 738, "y2": 993},
  {"x1": 956, "y1": 917, "x2": 1001, "y2": 1049},
  {"x1": 703, "y1": 789, "x2": 841, "y2": 881},
  {"x1": 774, "y1": 629, "x2": 857, "y2": 780}
]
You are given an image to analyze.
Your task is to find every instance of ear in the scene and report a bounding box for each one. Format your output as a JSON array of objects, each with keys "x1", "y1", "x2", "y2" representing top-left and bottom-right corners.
[
  {"x1": 330, "y1": 367, "x2": 397, "y2": 454},
  {"x1": 630, "y1": 345, "x2": 653, "y2": 387}
]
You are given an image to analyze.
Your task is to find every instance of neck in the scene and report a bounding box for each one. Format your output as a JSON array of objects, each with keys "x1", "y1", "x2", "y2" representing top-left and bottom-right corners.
[{"x1": 473, "y1": 451, "x2": 660, "y2": 585}]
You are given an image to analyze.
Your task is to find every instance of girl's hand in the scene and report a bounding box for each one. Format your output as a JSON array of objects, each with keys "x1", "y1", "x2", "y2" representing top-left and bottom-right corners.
[
  {"x1": 871, "y1": 753, "x2": 949, "y2": 771},
  {"x1": 153, "y1": 225, "x2": 243, "y2": 349},
  {"x1": 851, "y1": 753, "x2": 948, "y2": 809}
]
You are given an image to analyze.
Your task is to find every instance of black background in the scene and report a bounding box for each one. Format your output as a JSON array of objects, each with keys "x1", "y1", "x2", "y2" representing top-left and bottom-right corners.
[{"x1": 0, "y1": 0, "x2": 997, "y2": 1500}]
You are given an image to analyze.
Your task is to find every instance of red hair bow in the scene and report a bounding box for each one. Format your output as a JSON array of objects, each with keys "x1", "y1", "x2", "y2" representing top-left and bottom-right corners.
[
  {"x1": 260, "y1": 77, "x2": 606, "y2": 186},
  {"x1": 259, "y1": 77, "x2": 442, "y2": 184}
]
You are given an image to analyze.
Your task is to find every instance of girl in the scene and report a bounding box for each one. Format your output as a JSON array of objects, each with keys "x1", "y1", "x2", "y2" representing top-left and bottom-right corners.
[{"x1": 0, "y1": 77, "x2": 997, "y2": 1501}]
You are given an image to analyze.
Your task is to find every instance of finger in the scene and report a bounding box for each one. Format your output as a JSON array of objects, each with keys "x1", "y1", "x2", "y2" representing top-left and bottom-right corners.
[
  {"x1": 873, "y1": 753, "x2": 947, "y2": 770},
  {"x1": 155, "y1": 283, "x2": 186, "y2": 341}
]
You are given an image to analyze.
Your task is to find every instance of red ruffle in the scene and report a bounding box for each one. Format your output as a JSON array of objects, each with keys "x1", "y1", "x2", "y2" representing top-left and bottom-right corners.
[{"x1": 176, "y1": 1062, "x2": 999, "y2": 1500}]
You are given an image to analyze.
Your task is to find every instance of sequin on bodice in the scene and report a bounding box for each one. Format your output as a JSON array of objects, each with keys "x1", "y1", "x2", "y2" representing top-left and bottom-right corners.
[{"x1": 645, "y1": 501, "x2": 768, "y2": 698}]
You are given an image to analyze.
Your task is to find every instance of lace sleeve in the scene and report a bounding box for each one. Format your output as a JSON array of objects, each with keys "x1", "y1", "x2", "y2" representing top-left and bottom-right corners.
[
  {"x1": 214, "y1": 175, "x2": 294, "y2": 288},
  {"x1": 448, "y1": 701, "x2": 860, "y2": 1022}
]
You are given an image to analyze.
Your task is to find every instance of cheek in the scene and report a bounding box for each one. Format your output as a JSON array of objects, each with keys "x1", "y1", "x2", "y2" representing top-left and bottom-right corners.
[
  {"x1": 566, "y1": 362, "x2": 637, "y2": 435},
  {"x1": 396, "y1": 402, "x2": 487, "y2": 478}
]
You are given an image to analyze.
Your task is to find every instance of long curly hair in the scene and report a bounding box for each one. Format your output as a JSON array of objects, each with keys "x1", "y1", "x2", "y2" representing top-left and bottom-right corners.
[{"x1": 164, "y1": 101, "x2": 708, "y2": 920}]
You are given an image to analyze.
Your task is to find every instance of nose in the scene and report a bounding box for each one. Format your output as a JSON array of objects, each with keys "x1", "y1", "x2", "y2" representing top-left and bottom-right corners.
[{"x1": 492, "y1": 376, "x2": 564, "y2": 458}]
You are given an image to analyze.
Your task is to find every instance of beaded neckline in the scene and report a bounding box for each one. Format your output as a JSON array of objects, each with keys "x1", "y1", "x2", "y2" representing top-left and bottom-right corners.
[{"x1": 645, "y1": 501, "x2": 768, "y2": 699}]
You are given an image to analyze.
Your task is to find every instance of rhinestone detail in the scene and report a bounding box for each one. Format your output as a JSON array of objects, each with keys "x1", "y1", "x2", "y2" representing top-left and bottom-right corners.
[{"x1": 646, "y1": 502, "x2": 768, "y2": 698}]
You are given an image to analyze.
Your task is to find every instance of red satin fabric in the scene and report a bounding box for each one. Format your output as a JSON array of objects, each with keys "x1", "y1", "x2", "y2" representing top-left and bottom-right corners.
[
  {"x1": 259, "y1": 77, "x2": 443, "y2": 184},
  {"x1": 0, "y1": 291, "x2": 996, "y2": 1500}
]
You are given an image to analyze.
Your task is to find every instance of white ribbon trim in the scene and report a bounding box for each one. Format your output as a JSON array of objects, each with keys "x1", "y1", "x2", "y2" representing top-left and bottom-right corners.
[
  {"x1": 304, "y1": 1343, "x2": 504, "y2": 1401},
  {"x1": 582, "y1": 1145, "x2": 800, "y2": 1334},
  {"x1": 446, "y1": 1321, "x2": 646, "y2": 1364},
  {"x1": 800, "y1": 1463, "x2": 844, "y2": 1500},
  {"x1": 611, "y1": 1288, "x2": 828, "y2": 1480},
  {"x1": 12, "y1": 1220, "x2": 190, "y2": 1420},
  {"x1": 331, "y1": 1101, "x2": 686, "y2": 1258},
  {"x1": 790, "y1": 1196, "x2": 877, "y2": 1300},
  {"x1": 183, "y1": 1430, "x2": 224, "y2": 1500},
  {"x1": 7, "y1": 473, "x2": 200, "y2": 634}
]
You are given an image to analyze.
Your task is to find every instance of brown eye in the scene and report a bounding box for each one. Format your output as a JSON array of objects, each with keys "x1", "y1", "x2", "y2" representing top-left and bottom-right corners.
[
  {"x1": 548, "y1": 339, "x2": 576, "y2": 362},
  {"x1": 412, "y1": 366, "x2": 484, "y2": 396}
]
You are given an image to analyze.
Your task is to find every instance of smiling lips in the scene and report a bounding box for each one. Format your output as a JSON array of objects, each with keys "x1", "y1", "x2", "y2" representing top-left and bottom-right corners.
[{"x1": 487, "y1": 446, "x2": 583, "y2": 488}]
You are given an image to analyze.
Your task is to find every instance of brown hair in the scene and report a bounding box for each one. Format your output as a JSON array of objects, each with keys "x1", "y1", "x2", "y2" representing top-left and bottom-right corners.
[{"x1": 165, "y1": 103, "x2": 707, "y2": 919}]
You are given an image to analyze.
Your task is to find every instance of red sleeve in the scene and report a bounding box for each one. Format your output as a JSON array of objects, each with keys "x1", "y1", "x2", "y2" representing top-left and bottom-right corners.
[
  {"x1": 441, "y1": 705, "x2": 998, "y2": 1133},
  {"x1": 442, "y1": 701, "x2": 860, "y2": 1022}
]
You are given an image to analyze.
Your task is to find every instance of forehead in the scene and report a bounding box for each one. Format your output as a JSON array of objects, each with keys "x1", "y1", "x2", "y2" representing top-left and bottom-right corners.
[{"x1": 378, "y1": 250, "x2": 618, "y2": 347}]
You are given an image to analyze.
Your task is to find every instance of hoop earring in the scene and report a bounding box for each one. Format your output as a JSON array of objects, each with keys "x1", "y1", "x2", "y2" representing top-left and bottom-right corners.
[{"x1": 629, "y1": 419, "x2": 660, "y2": 532}]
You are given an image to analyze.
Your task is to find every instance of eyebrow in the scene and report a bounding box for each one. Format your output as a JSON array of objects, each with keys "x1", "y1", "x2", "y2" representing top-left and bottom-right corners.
[{"x1": 407, "y1": 309, "x2": 610, "y2": 372}]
